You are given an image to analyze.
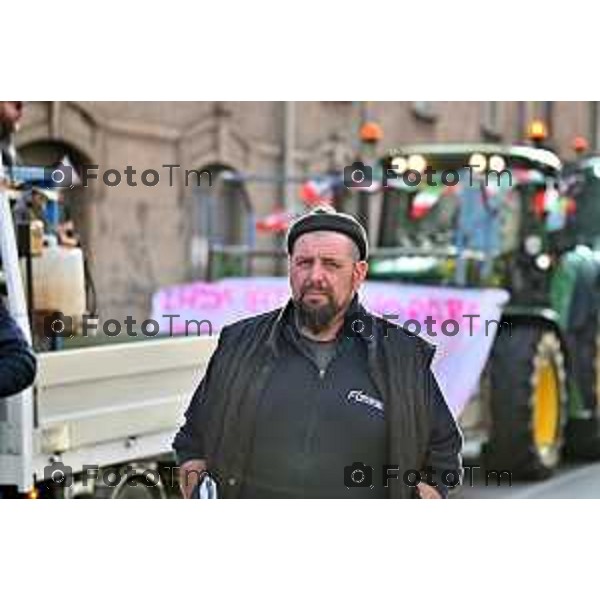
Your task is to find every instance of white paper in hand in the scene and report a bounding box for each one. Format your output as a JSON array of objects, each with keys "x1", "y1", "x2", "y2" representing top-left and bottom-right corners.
[{"x1": 195, "y1": 474, "x2": 219, "y2": 499}]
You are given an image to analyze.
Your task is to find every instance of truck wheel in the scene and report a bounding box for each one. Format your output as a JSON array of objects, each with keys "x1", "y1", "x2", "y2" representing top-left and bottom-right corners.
[
  {"x1": 107, "y1": 476, "x2": 164, "y2": 499},
  {"x1": 93, "y1": 465, "x2": 166, "y2": 499},
  {"x1": 485, "y1": 325, "x2": 567, "y2": 479}
]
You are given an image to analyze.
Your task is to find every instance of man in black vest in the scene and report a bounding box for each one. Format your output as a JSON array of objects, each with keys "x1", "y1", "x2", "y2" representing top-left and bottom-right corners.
[{"x1": 173, "y1": 206, "x2": 462, "y2": 498}]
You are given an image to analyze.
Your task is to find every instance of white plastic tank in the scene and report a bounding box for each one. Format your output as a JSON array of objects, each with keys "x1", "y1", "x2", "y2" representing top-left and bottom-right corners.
[{"x1": 23, "y1": 238, "x2": 87, "y2": 332}]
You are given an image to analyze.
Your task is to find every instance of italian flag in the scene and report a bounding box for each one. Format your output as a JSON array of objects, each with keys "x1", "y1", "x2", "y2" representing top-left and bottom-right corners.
[
  {"x1": 256, "y1": 209, "x2": 294, "y2": 233},
  {"x1": 410, "y1": 189, "x2": 442, "y2": 219},
  {"x1": 300, "y1": 179, "x2": 334, "y2": 205}
]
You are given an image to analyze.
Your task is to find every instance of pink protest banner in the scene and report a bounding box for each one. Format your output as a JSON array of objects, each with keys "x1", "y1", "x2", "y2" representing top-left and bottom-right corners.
[{"x1": 151, "y1": 278, "x2": 509, "y2": 415}]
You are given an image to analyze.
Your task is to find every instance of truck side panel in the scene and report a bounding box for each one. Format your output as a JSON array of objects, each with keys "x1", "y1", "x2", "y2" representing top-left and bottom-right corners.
[{"x1": 31, "y1": 335, "x2": 216, "y2": 481}]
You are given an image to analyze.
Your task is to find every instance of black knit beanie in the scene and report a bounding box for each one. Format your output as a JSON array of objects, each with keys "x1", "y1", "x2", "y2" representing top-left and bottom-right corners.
[{"x1": 286, "y1": 206, "x2": 369, "y2": 260}]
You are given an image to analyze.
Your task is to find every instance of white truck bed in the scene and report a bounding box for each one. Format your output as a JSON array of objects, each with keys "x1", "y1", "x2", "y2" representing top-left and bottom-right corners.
[{"x1": 0, "y1": 335, "x2": 217, "y2": 489}]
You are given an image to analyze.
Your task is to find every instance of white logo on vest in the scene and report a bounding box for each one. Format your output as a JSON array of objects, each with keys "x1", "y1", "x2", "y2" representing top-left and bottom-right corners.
[{"x1": 347, "y1": 390, "x2": 384, "y2": 413}]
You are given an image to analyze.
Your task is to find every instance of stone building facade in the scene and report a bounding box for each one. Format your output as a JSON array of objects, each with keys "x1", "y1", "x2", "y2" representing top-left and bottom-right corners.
[{"x1": 14, "y1": 101, "x2": 599, "y2": 322}]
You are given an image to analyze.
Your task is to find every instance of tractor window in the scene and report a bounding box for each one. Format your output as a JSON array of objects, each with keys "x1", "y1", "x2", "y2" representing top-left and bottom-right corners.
[
  {"x1": 379, "y1": 180, "x2": 459, "y2": 249},
  {"x1": 378, "y1": 169, "x2": 520, "y2": 255}
]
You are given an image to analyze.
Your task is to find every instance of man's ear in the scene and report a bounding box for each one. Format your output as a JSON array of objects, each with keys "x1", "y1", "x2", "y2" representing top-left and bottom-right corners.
[{"x1": 353, "y1": 260, "x2": 368, "y2": 288}]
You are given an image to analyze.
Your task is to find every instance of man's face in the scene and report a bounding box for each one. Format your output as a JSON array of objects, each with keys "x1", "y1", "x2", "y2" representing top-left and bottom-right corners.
[
  {"x1": 289, "y1": 231, "x2": 368, "y2": 334},
  {"x1": 0, "y1": 102, "x2": 23, "y2": 130}
]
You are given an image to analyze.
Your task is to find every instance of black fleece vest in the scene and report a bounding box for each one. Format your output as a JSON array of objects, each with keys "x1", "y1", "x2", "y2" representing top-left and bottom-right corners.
[
  {"x1": 240, "y1": 324, "x2": 387, "y2": 498},
  {"x1": 203, "y1": 300, "x2": 433, "y2": 499}
]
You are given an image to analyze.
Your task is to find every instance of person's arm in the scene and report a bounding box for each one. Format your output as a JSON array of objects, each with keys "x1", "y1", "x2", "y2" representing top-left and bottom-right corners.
[
  {"x1": 420, "y1": 368, "x2": 463, "y2": 499},
  {"x1": 0, "y1": 301, "x2": 36, "y2": 398},
  {"x1": 174, "y1": 374, "x2": 212, "y2": 499},
  {"x1": 172, "y1": 326, "x2": 231, "y2": 498}
]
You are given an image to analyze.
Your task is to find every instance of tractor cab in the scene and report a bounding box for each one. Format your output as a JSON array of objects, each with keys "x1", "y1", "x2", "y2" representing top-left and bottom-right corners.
[{"x1": 371, "y1": 144, "x2": 574, "y2": 301}]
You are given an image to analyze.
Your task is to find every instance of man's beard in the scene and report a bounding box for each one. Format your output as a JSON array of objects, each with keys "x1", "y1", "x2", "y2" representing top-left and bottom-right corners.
[{"x1": 294, "y1": 286, "x2": 342, "y2": 334}]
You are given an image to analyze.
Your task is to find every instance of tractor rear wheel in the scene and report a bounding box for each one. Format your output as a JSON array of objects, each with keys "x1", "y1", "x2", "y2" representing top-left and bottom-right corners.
[{"x1": 485, "y1": 325, "x2": 567, "y2": 479}]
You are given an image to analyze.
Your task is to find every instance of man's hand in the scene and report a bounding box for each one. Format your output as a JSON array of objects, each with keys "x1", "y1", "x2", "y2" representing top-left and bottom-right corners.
[
  {"x1": 179, "y1": 459, "x2": 208, "y2": 499},
  {"x1": 417, "y1": 482, "x2": 442, "y2": 499}
]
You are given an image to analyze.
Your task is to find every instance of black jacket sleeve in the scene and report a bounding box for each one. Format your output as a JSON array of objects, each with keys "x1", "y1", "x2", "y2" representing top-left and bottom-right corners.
[
  {"x1": 425, "y1": 369, "x2": 463, "y2": 497},
  {"x1": 172, "y1": 326, "x2": 231, "y2": 466},
  {"x1": 0, "y1": 300, "x2": 36, "y2": 398}
]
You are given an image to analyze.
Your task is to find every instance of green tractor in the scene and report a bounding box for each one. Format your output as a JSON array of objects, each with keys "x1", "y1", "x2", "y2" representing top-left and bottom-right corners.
[{"x1": 368, "y1": 143, "x2": 600, "y2": 479}]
